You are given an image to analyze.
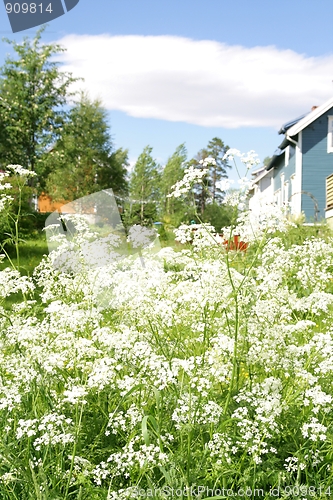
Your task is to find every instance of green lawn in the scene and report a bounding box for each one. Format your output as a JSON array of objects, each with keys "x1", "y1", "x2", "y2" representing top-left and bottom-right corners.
[
  {"x1": 0, "y1": 227, "x2": 181, "y2": 272},
  {"x1": 0, "y1": 232, "x2": 49, "y2": 276}
]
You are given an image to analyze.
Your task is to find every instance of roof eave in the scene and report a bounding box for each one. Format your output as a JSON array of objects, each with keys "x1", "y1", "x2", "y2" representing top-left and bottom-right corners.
[
  {"x1": 251, "y1": 167, "x2": 273, "y2": 184},
  {"x1": 287, "y1": 96, "x2": 333, "y2": 137},
  {"x1": 266, "y1": 137, "x2": 292, "y2": 170},
  {"x1": 278, "y1": 113, "x2": 308, "y2": 134}
]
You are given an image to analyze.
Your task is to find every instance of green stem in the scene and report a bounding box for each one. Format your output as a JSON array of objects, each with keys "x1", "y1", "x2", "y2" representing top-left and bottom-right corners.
[
  {"x1": 14, "y1": 184, "x2": 22, "y2": 272},
  {"x1": 64, "y1": 402, "x2": 84, "y2": 499},
  {"x1": 223, "y1": 295, "x2": 239, "y2": 416},
  {"x1": 0, "y1": 245, "x2": 16, "y2": 271},
  {"x1": 0, "y1": 310, "x2": 13, "y2": 326}
]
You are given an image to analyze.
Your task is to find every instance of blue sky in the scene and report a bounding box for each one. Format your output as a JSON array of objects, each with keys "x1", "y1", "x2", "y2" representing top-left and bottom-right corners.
[{"x1": 1, "y1": 0, "x2": 333, "y2": 181}]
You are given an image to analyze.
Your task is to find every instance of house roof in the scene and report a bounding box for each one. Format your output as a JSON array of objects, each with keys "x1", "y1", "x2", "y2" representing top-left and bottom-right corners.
[
  {"x1": 266, "y1": 137, "x2": 291, "y2": 171},
  {"x1": 250, "y1": 165, "x2": 273, "y2": 186},
  {"x1": 266, "y1": 97, "x2": 333, "y2": 171},
  {"x1": 278, "y1": 113, "x2": 307, "y2": 134},
  {"x1": 286, "y1": 96, "x2": 333, "y2": 138},
  {"x1": 251, "y1": 166, "x2": 265, "y2": 175}
]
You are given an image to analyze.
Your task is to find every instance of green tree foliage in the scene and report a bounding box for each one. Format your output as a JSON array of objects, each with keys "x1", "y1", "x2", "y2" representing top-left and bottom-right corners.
[
  {"x1": 44, "y1": 93, "x2": 129, "y2": 201},
  {"x1": 205, "y1": 137, "x2": 231, "y2": 202},
  {"x1": 202, "y1": 203, "x2": 233, "y2": 233},
  {"x1": 0, "y1": 26, "x2": 77, "y2": 177},
  {"x1": 189, "y1": 137, "x2": 231, "y2": 215},
  {"x1": 161, "y1": 143, "x2": 187, "y2": 217},
  {"x1": 263, "y1": 156, "x2": 272, "y2": 167},
  {"x1": 189, "y1": 148, "x2": 211, "y2": 216},
  {"x1": 128, "y1": 146, "x2": 161, "y2": 224},
  {"x1": 97, "y1": 147, "x2": 129, "y2": 197}
]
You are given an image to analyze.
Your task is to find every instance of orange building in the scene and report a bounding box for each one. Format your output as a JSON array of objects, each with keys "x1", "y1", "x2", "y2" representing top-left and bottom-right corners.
[{"x1": 38, "y1": 193, "x2": 71, "y2": 213}]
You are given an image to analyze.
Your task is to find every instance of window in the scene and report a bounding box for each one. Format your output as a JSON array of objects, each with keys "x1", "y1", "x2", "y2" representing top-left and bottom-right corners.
[{"x1": 328, "y1": 116, "x2": 333, "y2": 153}]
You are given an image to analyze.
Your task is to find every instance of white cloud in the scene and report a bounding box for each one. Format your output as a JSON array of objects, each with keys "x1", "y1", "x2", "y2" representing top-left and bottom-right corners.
[{"x1": 57, "y1": 34, "x2": 333, "y2": 129}]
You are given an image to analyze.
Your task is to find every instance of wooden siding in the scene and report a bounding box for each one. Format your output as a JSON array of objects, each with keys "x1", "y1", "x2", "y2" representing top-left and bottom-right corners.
[
  {"x1": 272, "y1": 155, "x2": 284, "y2": 192},
  {"x1": 272, "y1": 150, "x2": 296, "y2": 202},
  {"x1": 38, "y1": 194, "x2": 123, "y2": 215},
  {"x1": 327, "y1": 173, "x2": 333, "y2": 210},
  {"x1": 301, "y1": 107, "x2": 333, "y2": 220},
  {"x1": 38, "y1": 193, "x2": 73, "y2": 213}
]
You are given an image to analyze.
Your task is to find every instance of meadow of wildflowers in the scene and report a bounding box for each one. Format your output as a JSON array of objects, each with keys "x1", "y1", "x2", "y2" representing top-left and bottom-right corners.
[{"x1": 1, "y1": 162, "x2": 333, "y2": 499}]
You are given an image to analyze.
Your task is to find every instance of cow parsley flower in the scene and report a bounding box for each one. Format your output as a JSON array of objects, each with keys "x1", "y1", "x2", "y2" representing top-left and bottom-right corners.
[
  {"x1": 167, "y1": 165, "x2": 209, "y2": 198},
  {"x1": 6, "y1": 164, "x2": 37, "y2": 178},
  {"x1": 301, "y1": 417, "x2": 327, "y2": 441}
]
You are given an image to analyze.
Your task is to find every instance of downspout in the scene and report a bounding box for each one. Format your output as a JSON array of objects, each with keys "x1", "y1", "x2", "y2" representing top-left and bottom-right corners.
[
  {"x1": 287, "y1": 132, "x2": 302, "y2": 215},
  {"x1": 286, "y1": 135, "x2": 298, "y2": 147}
]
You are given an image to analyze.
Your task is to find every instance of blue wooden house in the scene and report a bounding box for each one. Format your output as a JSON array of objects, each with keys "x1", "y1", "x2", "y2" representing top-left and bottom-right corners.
[{"x1": 249, "y1": 97, "x2": 333, "y2": 223}]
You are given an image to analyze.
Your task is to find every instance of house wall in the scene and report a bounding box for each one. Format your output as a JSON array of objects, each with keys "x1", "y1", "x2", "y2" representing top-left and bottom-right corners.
[
  {"x1": 248, "y1": 170, "x2": 273, "y2": 211},
  {"x1": 326, "y1": 208, "x2": 333, "y2": 229},
  {"x1": 272, "y1": 156, "x2": 284, "y2": 190},
  {"x1": 272, "y1": 148, "x2": 296, "y2": 206},
  {"x1": 287, "y1": 146, "x2": 297, "y2": 211},
  {"x1": 301, "y1": 107, "x2": 333, "y2": 220},
  {"x1": 38, "y1": 193, "x2": 67, "y2": 213},
  {"x1": 38, "y1": 194, "x2": 78, "y2": 214}
]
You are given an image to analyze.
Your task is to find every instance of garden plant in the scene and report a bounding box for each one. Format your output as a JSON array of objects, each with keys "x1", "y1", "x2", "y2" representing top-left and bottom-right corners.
[{"x1": 0, "y1": 156, "x2": 333, "y2": 499}]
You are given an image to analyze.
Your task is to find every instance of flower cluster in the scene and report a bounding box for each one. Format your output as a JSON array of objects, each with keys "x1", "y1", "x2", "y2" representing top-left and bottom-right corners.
[
  {"x1": 5, "y1": 164, "x2": 37, "y2": 178},
  {"x1": 223, "y1": 148, "x2": 260, "y2": 169},
  {"x1": 0, "y1": 202, "x2": 333, "y2": 496},
  {"x1": 167, "y1": 165, "x2": 209, "y2": 198},
  {"x1": 174, "y1": 223, "x2": 223, "y2": 250}
]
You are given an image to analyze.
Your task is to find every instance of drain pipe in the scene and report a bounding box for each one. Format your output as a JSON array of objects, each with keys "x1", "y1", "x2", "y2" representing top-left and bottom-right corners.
[{"x1": 286, "y1": 135, "x2": 298, "y2": 147}]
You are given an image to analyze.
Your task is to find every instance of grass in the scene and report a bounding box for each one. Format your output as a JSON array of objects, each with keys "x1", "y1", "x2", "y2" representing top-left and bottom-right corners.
[
  {"x1": 0, "y1": 232, "x2": 49, "y2": 276},
  {"x1": 0, "y1": 226, "x2": 182, "y2": 274},
  {"x1": 1, "y1": 222, "x2": 333, "y2": 497},
  {"x1": 0, "y1": 222, "x2": 330, "y2": 278}
]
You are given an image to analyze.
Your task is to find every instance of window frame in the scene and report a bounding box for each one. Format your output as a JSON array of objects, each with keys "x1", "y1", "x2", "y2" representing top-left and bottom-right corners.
[{"x1": 328, "y1": 116, "x2": 333, "y2": 153}]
